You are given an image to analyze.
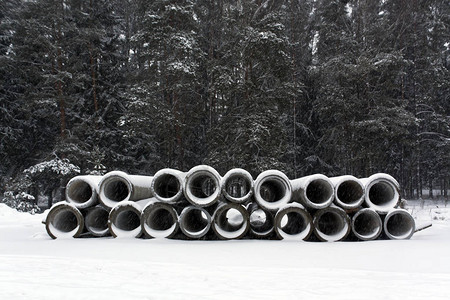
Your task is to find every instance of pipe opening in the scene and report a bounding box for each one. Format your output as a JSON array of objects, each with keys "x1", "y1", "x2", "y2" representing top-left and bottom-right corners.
[
  {"x1": 306, "y1": 179, "x2": 333, "y2": 204},
  {"x1": 260, "y1": 179, "x2": 286, "y2": 203},
  {"x1": 181, "y1": 208, "x2": 210, "y2": 234},
  {"x1": 280, "y1": 212, "x2": 309, "y2": 235},
  {"x1": 353, "y1": 210, "x2": 381, "y2": 239},
  {"x1": 115, "y1": 209, "x2": 141, "y2": 231},
  {"x1": 104, "y1": 179, "x2": 130, "y2": 202},
  {"x1": 52, "y1": 210, "x2": 78, "y2": 233},
  {"x1": 85, "y1": 207, "x2": 109, "y2": 234},
  {"x1": 337, "y1": 181, "x2": 363, "y2": 205},
  {"x1": 67, "y1": 181, "x2": 93, "y2": 204},
  {"x1": 225, "y1": 175, "x2": 251, "y2": 198},
  {"x1": 385, "y1": 213, "x2": 415, "y2": 239},
  {"x1": 145, "y1": 207, "x2": 176, "y2": 231},
  {"x1": 154, "y1": 174, "x2": 180, "y2": 199},
  {"x1": 368, "y1": 182, "x2": 395, "y2": 206},
  {"x1": 213, "y1": 204, "x2": 249, "y2": 239},
  {"x1": 249, "y1": 209, "x2": 272, "y2": 233},
  {"x1": 216, "y1": 208, "x2": 244, "y2": 231},
  {"x1": 317, "y1": 211, "x2": 344, "y2": 236},
  {"x1": 189, "y1": 175, "x2": 217, "y2": 198}
]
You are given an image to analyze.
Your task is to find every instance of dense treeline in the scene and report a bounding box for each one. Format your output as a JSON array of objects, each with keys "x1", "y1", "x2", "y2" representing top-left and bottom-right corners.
[{"x1": 1, "y1": 0, "x2": 449, "y2": 209}]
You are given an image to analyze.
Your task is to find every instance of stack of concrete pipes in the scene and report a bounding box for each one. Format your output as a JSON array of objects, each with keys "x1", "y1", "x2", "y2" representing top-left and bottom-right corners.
[{"x1": 44, "y1": 166, "x2": 415, "y2": 241}]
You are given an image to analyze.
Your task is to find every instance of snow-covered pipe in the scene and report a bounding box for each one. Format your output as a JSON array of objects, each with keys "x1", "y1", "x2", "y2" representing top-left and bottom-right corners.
[
  {"x1": 108, "y1": 201, "x2": 142, "y2": 238},
  {"x1": 274, "y1": 203, "x2": 313, "y2": 240},
  {"x1": 179, "y1": 206, "x2": 212, "y2": 239},
  {"x1": 360, "y1": 173, "x2": 400, "y2": 214},
  {"x1": 84, "y1": 205, "x2": 110, "y2": 237},
  {"x1": 247, "y1": 202, "x2": 274, "y2": 237},
  {"x1": 212, "y1": 203, "x2": 249, "y2": 240},
  {"x1": 151, "y1": 168, "x2": 186, "y2": 204},
  {"x1": 291, "y1": 174, "x2": 334, "y2": 210},
  {"x1": 383, "y1": 209, "x2": 415, "y2": 240},
  {"x1": 141, "y1": 200, "x2": 179, "y2": 238},
  {"x1": 330, "y1": 175, "x2": 365, "y2": 210},
  {"x1": 313, "y1": 206, "x2": 351, "y2": 242},
  {"x1": 98, "y1": 171, "x2": 154, "y2": 209},
  {"x1": 183, "y1": 165, "x2": 222, "y2": 207},
  {"x1": 44, "y1": 202, "x2": 84, "y2": 239},
  {"x1": 351, "y1": 208, "x2": 382, "y2": 241},
  {"x1": 254, "y1": 170, "x2": 292, "y2": 211},
  {"x1": 65, "y1": 175, "x2": 103, "y2": 209},
  {"x1": 221, "y1": 168, "x2": 254, "y2": 203}
]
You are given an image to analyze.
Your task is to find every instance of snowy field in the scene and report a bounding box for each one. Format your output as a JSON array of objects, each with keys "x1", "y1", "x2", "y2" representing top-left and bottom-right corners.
[{"x1": 1, "y1": 201, "x2": 449, "y2": 300}]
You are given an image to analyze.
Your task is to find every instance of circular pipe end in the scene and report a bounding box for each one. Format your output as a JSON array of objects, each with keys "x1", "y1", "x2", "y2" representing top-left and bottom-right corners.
[
  {"x1": 152, "y1": 169, "x2": 184, "y2": 203},
  {"x1": 301, "y1": 175, "x2": 334, "y2": 209},
  {"x1": 65, "y1": 176, "x2": 98, "y2": 209},
  {"x1": 254, "y1": 170, "x2": 292, "y2": 211},
  {"x1": 108, "y1": 201, "x2": 142, "y2": 238},
  {"x1": 313, "y1": 206, "x2": 351, "y2": 242},
  {"x1": 45, "y1": 203, "x2": 84, "y2": 239},
  {"x1": 85, "y1": 205, "x2": 110, "y2": 237},
  {"x1": 248, "y1": 203, "x2": 274, "y2": 237},
  {"x1": 141, "y1": 202, "x2": 179, "y2": 238},
  {"x1": 221, "y1": 168, "x2": 254, "y2": 203},
  {"x1": 274, "y1": 203, "x2": 312, "y2": 240},
  {"x1": 212, "y1": 203, "x2": 249, "y2": 240},
  {"x1": 364, "y1": 174, "x2": 400, "y2": 214},
  {"x1": 99, "y1": 171, "x2": 133, "y2": 209},
  {"x1": 179, "y1": 206, "x2": 212, "y2": 239},
  {"x1": 334, "y1": 176, "x2": 365, "y2": 210},
  {"x1": 384, "y1": 209, "x2": 415, "y2": 240},
  {"x1": 351, "y1": 208, "x2": 382, "y2": 241},
  {"x1": 184, "y1": 165, "x2": 221, "y2": 207}
]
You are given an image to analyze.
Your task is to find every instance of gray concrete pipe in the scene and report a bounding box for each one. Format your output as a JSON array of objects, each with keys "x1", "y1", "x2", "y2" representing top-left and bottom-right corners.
[
  {"x1": 98, "y1": 171, "x2": 154, "y2": 209},
  {"x1": 330, "y1": 175, "x2": 365, "y2": 211},
  {"x1": 360, "y1": 173, "x2": 400, "y2": 214},
  {"x1": 44, "y1": 202, "x2": 84, "y2": 239},
  {"x1": 84, "y1": 205, "x2": 110, "y2": 237},
  {"x1": 183, "y1": 165, "x2": 222, "y2": 207},
  {"x1": 247, "y1": 202, "x2": 274, "y2": 238},
  {"x1": 151, "y1": 168, "x2": 186, "y2": 204},
  {"x1": 274, "y1": 203, "x2": 313, "y2": 240},
  {"x1": 65, "y1": 175, "x2": 103, "y2": 209},
  {"x1": 108, "y1": 201, "x2": 142, "y2": 238},
  {"x1": 254, "y1": 170, "x2": 292, "y2": 211},
  {"x1": 291, "y1": 174, "x2": 334, "y2": 210},
  {"x1": 141, "y1": 200, "x2": 179, "y2": 238},
  {"x1": 313, "y1": 206, "x2": 351, "y2": 242},
  {"x1": 212, "y1": 203, "x2": 250, "y2": 240},
  {"x1": 221, "y1": 168, "x2": 254, "y2": 204},
  {"x1": 383, "y1": 209, "x2": 415, "y2": 240},
  {"x1": 179, "y1": 206, "x2": 212, "y2": 239},
  {"x1": 351, "y1": 208, "x2": 382, "y2": 241}
]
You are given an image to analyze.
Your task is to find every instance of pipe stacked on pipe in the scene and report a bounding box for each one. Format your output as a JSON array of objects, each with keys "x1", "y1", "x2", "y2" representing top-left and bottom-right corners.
[{"x1": 44, "y1": 166, "x2": 415, "y2": 241}]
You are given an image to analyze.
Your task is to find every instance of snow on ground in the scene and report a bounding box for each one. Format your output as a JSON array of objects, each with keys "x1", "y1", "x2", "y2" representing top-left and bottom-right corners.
[{"x1": 1, "y1": 201, "x2": 450, "y2": 300}]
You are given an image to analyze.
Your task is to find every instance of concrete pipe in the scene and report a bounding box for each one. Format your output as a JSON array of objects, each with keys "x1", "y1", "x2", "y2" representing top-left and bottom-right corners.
[
  {"x1": 183, "y1": 165, "x2": 222, "y2": 207},
  {"x1": 254, "y1": 170, "x2": 292, "y2": 211},
  {"x1": 274, "y1": 203, "x2": 313, "y2": 240},
  {"x1": 291, "y1": 174, "x2": 334, "y2": 210},
  {"x1": 247, "y1": 202, "x2": 274, "y2": 238},
  {"x1": 313, "y1": 206, "x2": 351, "y2": 242},
  {"x1": 98, "y1": 171, "x2": 154, "y2": 209},
  {"x1": 383, "y1": 209, "x2": 415, "y2": 240},
  {"x1": 152, "y1": 168, "x2": 186, "y2": 204},
  {"x1": 212, "y1": 203, "x2": 250, "y2": 240},
  {"x1": 351, "y1": 208, "x2": 382, "y2": 241},
  {"x1": 44, "y1": 202, "x2": 84, "y2": 239},
  {"x1": 360, "y1": 173, "x2": 400, "y2": 214},
  {"x1": 65, "y1": 175, "x2": 103, "y2": 209},
  {"x1": 108, "y1": 201, "x2": 142, "y2": 238},
  {"x1": 221, "y1": 168, "x2": 254, "y2": 204},
  {"x1": 141, "y1": 201, "x2": 179, "y2": 238},
  {"x1": 330, "y1": 175, "x2": 365, "y2": 211},
  {"x1": 179, "y1": 206, "x2": 212, "y2": 239},
  {"x1": 84, "y1": 205, "x2": 110, "y2": 237}
]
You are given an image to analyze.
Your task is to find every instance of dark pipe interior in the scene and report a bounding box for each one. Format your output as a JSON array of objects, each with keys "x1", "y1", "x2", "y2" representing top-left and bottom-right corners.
[
  {"x1": 216, "y1": 208, "x2": 244, "y2": 232},
  {"x1": 280, "y1": 212, "x2": 308, "y2": 235},
  {"x1": 52, "y1": 210, "x2": 78, "y2": 232},
  {"x1": 386, "y1": 213, "x2": 414, "y2": 237},
  {"x1": 225, "y1": 175, "x2": 250, "y2": 198},
  {"x1": 154, "y1": 174, "x2": 180, "y2": 198},
  {"x1": 145, "y1": 207, "x2": 176, "y2": 231},
  {"x1": 260, "y1": 179, "x2": 286, "y2": 203},
  {"x1": 353, "y1": 212, "x2": 380, "y2": 237},
  {"x1": 182, "y1": 208, "x2": 210, "y2": 233},
  {"x1": 317, "y1": 211, "x2": 345, "y2": 236},
  {"x1": 115, "y1": 209, "x2": 141, "y2": 231},
  {"x1": 68, "y1": 181, "x2": 92, "y2": 204},
  {"x1": 85, "y1": 208, "x2": 109, "y2": 233},
  {"x1": 306, "y1": 179, "x2": 333, "y2": 204},
  {"x1": 105, "y1": 179, "x2": 129, "y2": 202},
  {"x1": 337, "y1": 181, "x2": 363, "y2": 204},
  {"x1": 190, "y1": 175, "x2": 217, "y2": 198},
  {"x1": 250, "y1": 209, "x2": 273, "y2": 233},
  {"x1": 368, "y1": 182, "x2": 395, "y2": 206}
]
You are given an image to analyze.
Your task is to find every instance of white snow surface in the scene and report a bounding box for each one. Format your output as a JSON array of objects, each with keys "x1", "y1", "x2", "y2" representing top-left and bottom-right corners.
[{"x1": 1, "y1": 201, "x2": 450, "y2": 299}]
